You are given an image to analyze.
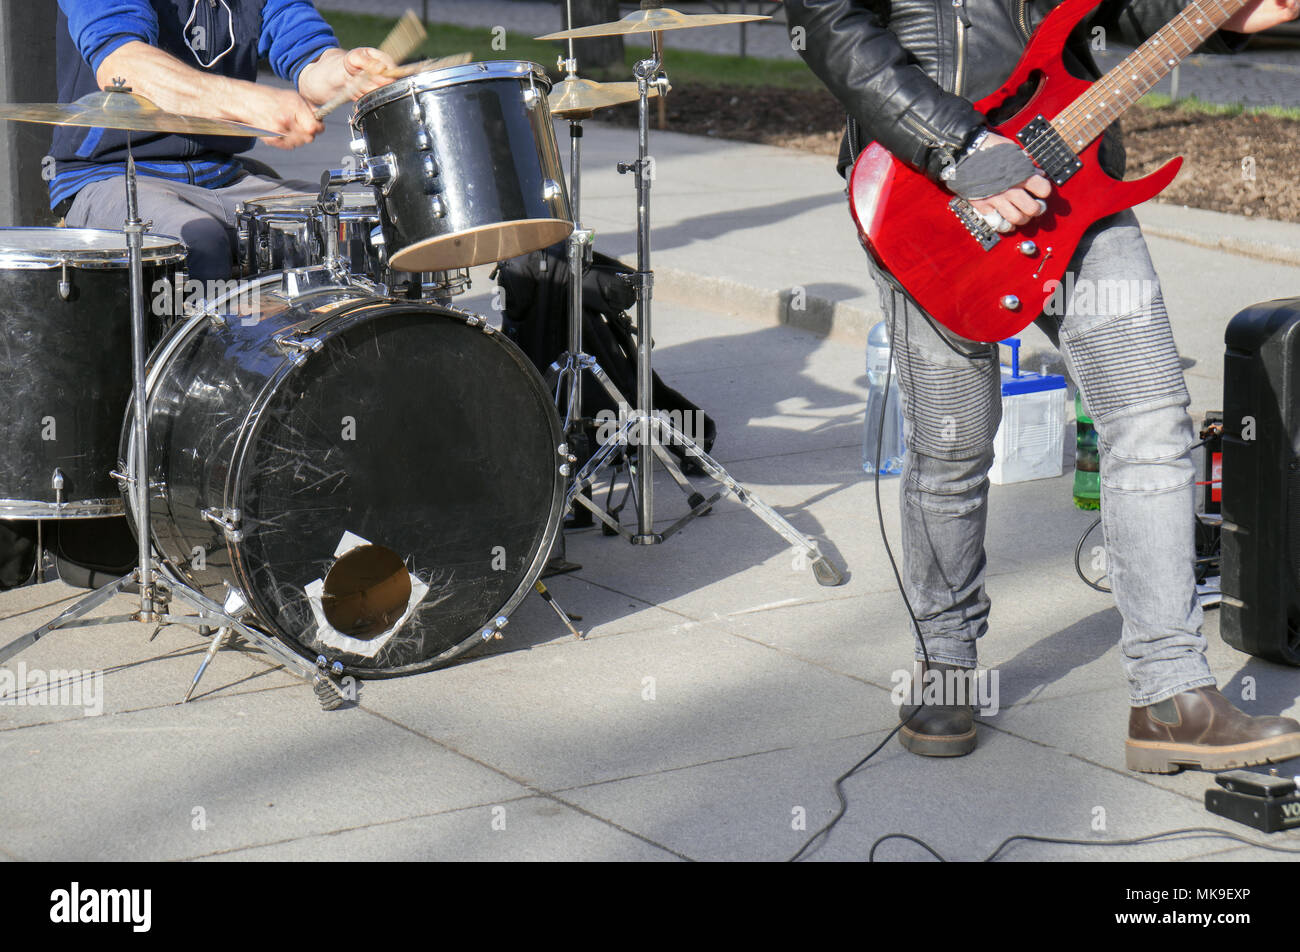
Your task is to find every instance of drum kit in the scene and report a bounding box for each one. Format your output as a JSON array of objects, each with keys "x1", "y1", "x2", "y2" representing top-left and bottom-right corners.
[{"x1": 0, "y1": 1, "x2": 843, "y2": 710}]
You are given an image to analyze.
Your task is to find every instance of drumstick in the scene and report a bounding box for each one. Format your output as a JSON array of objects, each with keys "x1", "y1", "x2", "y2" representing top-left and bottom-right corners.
[
  {"x1": 312, "y1": 10, "x2": 427, "y2": 120},
  {"x1": 381, "y1": 52, "x2": 473, "y2": 80}
]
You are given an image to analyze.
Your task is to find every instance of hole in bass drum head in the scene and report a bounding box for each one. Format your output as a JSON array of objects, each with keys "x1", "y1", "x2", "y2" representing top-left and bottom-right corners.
[
  {"x1": 321, "y1": 544, "x2": 412, "y2": 638},
  {"x1": 388, "y1": 219, "x2": 574, "y2": 273}
]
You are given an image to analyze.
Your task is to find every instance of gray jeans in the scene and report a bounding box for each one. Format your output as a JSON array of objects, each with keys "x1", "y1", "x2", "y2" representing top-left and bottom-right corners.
[
  {"x1": 65, "y1": 170, "x2": 318, "y2": 280},
  {"x1": 872, "y1": 208, "x2": 1215, "y2": 706}
]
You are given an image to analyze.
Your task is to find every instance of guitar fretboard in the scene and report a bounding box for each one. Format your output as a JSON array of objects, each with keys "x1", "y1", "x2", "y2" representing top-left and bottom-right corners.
[{"x1": 1052, "y1": 0, "x2": 1248, "y2": 152}]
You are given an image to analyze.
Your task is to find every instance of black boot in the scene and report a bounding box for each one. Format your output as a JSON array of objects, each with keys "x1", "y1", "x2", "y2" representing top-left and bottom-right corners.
[{"x1": 899, "y1": 661, "x2": 978, "y2": 757}]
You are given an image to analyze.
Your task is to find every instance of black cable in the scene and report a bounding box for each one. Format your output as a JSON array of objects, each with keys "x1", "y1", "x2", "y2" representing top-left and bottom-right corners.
[
  {"x1": 869, "y1": 826, "x2": 1300, "y2": 862},
  {"x1": 1072, "y1": 435, "x2": 1218, "y2": 595},
  {"x1": 1073, "y1": 516, "x2": 1111, "y2": 593},
  {"x1": 787, "y1": 303, "x2": 927, "y2": 862}
]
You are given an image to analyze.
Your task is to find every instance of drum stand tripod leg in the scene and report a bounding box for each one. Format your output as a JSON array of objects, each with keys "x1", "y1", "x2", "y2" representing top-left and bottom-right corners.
[
  {"x1": 0, "y1": 575, "x2": 136, "y2": 666},
  {"x1": 533, "y1": 580, "x2": 584, "y2": 640},
  {"x1": 161, "y1": 581, "x2": 347, "y2": 710},
  {"x1": 183, "y1": 626, "x2": 231, "y2": 703}
]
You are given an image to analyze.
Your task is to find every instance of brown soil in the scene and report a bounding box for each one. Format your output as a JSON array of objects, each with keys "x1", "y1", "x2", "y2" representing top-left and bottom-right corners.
[{"x1": 601, "y1": 85, "x2": 1300, "y2": 222}]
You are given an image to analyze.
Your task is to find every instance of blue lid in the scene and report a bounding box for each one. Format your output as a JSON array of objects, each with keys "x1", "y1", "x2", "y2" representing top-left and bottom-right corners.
[
  {"x1": 999, "y1": 337, "x2": 1065, "y2": 396},
  {"x1": 1001, "y1": 370, "x2": 1066, "y2": 396}
]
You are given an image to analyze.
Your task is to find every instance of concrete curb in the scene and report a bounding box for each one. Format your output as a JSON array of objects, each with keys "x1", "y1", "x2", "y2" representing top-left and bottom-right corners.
[
  {"x1": 654, "y1": 207, "x2": 1300, "y2": 362},
  {"x1": 1139, "y1": 224, "x2": 1300, "y2": 269},
  {"x1": 653, "y1": 265, "x2": 879, "y2": 347}
]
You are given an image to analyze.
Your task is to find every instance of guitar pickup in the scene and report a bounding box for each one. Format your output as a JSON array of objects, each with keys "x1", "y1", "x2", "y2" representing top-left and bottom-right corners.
[
  {"x1": 949, "y1": 198, "x2": 1001, "y2": 251},
  {"x1": 1017, "y1": 116, "x2": 1082, "y2": 186}
]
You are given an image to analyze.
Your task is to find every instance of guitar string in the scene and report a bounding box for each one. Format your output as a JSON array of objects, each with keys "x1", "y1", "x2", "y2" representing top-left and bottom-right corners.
[{"x1": 1054, "y1": 0, "x2": 1236, "y2": 149}]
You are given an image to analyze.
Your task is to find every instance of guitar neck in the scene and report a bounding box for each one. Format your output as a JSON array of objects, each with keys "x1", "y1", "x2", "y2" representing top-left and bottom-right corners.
[{"x1": 1051, "y1": 0, "x2": 1248, "y2": 152}]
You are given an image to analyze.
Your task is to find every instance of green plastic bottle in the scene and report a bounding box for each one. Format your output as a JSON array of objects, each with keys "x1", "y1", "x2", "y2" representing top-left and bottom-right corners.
[{"x1": 1073, "y1": 392, "x2": 1100, "y2": 510}]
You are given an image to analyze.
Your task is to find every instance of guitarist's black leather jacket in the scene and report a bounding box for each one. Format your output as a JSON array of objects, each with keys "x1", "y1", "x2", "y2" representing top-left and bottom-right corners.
[{"x1": 784, "y1": 0, "x2": 1248, "y2": 181}]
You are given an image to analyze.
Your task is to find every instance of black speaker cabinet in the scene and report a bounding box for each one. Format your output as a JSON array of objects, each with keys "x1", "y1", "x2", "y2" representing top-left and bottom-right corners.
[{"x1": 1221, "y1": 298, "x2": 1300, "y2": 665}]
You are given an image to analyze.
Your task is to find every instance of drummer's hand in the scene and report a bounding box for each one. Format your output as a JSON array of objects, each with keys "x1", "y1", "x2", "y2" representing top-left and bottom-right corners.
[
  {"x1": 342, "y1": 47, "x2": 399, "y2": 97},
  {"x1": 298, "y1": 47, "x2": 398, "y2": 107},
  {"x1": 248, "y1": 86, "x2": 324, "y2": 150}
]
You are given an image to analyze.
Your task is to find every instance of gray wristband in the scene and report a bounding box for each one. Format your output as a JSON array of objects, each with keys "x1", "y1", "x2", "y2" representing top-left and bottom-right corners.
[{"x1": 943, "y1": 141, "x2": 1038, "y2": 201}]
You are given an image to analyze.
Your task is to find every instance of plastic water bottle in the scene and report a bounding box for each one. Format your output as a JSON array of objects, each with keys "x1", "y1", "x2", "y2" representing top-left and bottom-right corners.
[
  {"x1": 1073, "y1": 391, "x2": 1101, "y2": 510},
  {"x1": 863, "y1": 321, "x2": 905, "y2": 475}
]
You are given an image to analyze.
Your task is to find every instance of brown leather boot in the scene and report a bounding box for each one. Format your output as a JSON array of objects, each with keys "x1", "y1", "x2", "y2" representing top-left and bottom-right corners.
[
  {"x1": 899, "y1": 661, "x2": 978, "y2": 757},
  {"x1": 1126, "y1": 686, "x2": 1300, "y2": 774}
]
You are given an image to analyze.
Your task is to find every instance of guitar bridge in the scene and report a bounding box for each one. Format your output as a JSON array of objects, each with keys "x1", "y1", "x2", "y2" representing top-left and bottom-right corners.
[
  {"x1": 949, "y1": 198, "x2": 1001, "y2": 251},
  {"x1": 1017, "y1": 116, "x2": 1082, "y2": 185}
]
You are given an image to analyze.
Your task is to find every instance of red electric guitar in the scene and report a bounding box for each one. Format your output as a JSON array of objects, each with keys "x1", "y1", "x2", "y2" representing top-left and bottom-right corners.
[{"x1": 848, "y1": 0, "x2": 1247, "y2": 342}]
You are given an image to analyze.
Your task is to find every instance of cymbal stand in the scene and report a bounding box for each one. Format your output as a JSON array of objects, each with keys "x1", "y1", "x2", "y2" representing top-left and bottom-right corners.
[
  {"x1": 548, "y1": 5, "x2": 632, "y2": 458},
  {"x1": 0, "y1": 109, "x2": 348, "y2": 708},
  {"x1": 566, "y1": 34, "x2": 844, "y2": 586}
]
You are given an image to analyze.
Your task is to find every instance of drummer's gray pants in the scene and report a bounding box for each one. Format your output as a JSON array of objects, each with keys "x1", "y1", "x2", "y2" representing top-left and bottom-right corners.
[{"x1": 65, "y1": 171, "x2": 317, "y2": 280}]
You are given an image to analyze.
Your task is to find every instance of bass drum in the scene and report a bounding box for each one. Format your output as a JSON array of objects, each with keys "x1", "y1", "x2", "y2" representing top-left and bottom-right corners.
[{"x1": 126, "y1": 272, "x2": 565, "y2": 677}]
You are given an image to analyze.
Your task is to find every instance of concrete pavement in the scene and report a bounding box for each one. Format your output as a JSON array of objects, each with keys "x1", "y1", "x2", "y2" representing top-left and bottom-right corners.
[{"x1": 2, "y1": 109, "x2": 1299, "y2": 862}]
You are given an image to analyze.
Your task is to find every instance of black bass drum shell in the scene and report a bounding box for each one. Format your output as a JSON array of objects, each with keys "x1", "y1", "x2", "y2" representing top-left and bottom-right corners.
[{"x1": 128, "y1": 274, "x2": 564, "y2": 677}]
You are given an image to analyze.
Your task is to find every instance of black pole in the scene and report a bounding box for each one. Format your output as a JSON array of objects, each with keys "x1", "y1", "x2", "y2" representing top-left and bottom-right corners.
[{"x1": 0, "y1": 0, "x2": 57, "y2": 226}]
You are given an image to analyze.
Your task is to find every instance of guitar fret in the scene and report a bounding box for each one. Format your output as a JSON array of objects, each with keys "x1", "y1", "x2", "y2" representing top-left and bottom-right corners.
[{"x1": 1047, "y1": 0, "x2": 1245, "y2": 154}]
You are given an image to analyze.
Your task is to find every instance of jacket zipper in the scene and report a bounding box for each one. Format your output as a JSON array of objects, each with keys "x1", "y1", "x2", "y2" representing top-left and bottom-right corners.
[
  {"x1": 953, "y1": 0, "x2": 969, "y2": 97},
  {"x1": 1016, "y1": 0, "x2": 1032, "y2": 42},
  {"x1": 899, "y1": 113, "x2": 965, "y2": 168}
]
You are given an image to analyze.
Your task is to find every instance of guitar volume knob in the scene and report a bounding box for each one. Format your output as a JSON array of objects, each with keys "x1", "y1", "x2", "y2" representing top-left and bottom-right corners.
[
  {"x1": 1018, "y1": 240, "x2": 1038, "y2": 256},
  {"x1": 1000, "y1": 295, "x2": 1021, "y2": 311}
]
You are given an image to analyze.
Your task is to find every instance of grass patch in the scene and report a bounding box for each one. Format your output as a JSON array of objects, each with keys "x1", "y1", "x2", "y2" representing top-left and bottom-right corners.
[
  {"x1": 320, "y1": 12, "x2": 823, "y2": 89},
  {"x1": 1137, "y1": 92, "x2": 1300, "y2": 121}
]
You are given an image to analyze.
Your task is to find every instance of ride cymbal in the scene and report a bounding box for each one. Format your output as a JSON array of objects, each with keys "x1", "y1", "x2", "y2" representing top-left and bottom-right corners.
[
  {"x1": 549, "y1": 77, "x2": 664, "y2": 119},
  {"x1": 0, "y1": 87, "x2": 278, "y2": 138},
  {"x1": 536, "y1": 7, "x2": 769, "y2": 41}
]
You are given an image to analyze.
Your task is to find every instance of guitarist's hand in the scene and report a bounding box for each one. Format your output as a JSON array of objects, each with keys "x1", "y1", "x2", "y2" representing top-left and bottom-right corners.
[
  {"x1": 946, "y1": 132, "x2": 1052, "y2": 231},
  {"x1": 1224, "y1": 0, "x2": 1300, "y2": 32}
]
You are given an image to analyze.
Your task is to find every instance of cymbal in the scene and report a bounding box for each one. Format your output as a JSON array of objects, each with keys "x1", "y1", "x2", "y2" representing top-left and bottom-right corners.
[
  {"x1": 0, "y1": 87, "x2": 278, "y2": 138},
  {"x1": 536, "y1": 7, "x2": 769, "y2": 41},
  {"x1": 549, "y1": 77, "x2": 664, "y2": 119}
]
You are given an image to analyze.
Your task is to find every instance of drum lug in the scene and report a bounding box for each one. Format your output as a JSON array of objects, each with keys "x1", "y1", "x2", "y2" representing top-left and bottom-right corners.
[
  {"x1": 522, "y1": 86, "x2": 540, "y2": 109},
  {"x1": 57, "y1": 261, "x2": 73, "y2": 301},
  {"x1": 429, "y1": 194, "x2": 446, "y2": 218},
  {"x1": 541, "y1": 179, "x2": 563, "y2": 203},
  {"x1": 274, "y1": 331, "x2": 325, "y2": 363},
  {"x1": 202, "y1": 507, "x2": 244, "y2": 543},
  {"x1": 51, "y1": 468, "x2": 64, "y2": 506}
]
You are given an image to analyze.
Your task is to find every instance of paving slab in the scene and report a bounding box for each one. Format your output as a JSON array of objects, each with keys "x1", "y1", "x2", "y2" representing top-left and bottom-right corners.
[
  {"x1": 0, "y1": 686, "x2": 530, "y2": 861},
  {"x1": 355, "y1": 621, "x2": 881, "y2": 791},
  {"x1": 195, "y1": 795, "x2": 680, "y2": 861},
  {"x1": 560, "y1": 722, "x2": 1274, "y2": 862}
]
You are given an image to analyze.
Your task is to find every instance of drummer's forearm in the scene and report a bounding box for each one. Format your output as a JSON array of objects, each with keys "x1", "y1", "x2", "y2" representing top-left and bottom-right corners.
[{"x1": 95, "y1": 41, "x2": 255, "y2": 125}]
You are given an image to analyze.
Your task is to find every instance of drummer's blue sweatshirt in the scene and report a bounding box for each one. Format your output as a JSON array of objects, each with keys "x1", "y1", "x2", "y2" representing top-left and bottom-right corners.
[{"x1": 49, "y1": 0, "x2": 340, "y2": 210}]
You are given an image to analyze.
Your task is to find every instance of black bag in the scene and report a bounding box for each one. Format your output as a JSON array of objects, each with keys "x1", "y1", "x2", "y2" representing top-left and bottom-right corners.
[{"x1": 498, "y1": 244, "x2": 716, "y2": 473}]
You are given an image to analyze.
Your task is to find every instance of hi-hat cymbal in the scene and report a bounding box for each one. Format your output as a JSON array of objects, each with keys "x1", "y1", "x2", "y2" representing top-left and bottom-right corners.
[
  {"x1": 549, "y1": 77, "x2": 664, "y2": 119},
  {"x1": 0, "y1": 87, "x2": 278, "y2": 138},
  {"x1": 536, "y1": 7, "x2": 769, "y2": 41}
]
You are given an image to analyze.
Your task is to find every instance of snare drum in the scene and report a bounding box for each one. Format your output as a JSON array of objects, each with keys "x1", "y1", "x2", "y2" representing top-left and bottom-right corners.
[
  {"x1": 237, "y1": 192, "x2": 469, "y2": 299},
  {"x1": 352, "y1": 61, "x2": 573, "y2": 273}
]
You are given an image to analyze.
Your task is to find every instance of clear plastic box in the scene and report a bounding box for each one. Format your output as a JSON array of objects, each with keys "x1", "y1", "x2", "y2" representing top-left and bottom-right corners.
[{"x1": 990, "y1": 338, "x2": 1067, "y2": 485}]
